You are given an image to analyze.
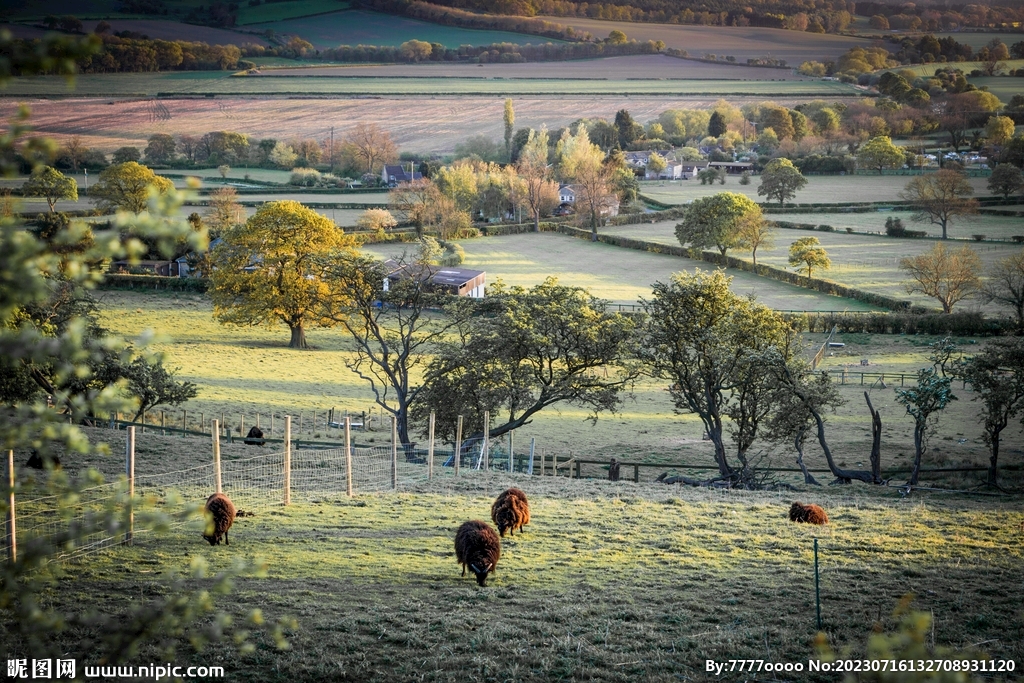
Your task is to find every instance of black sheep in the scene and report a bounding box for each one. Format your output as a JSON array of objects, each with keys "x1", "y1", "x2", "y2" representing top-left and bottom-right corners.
[
  {"x1": 491, "y1": 487, "x2": 530, "y2": 537},
  {"x1": 454, "y1": 520, "x2": 501, "y2": 586},
  {"x1": 202, "y1": 492, "x2": 237, "y2": 546},
  {"x1": 243, "y1": 426, "x2": 265, "y2": 446}
]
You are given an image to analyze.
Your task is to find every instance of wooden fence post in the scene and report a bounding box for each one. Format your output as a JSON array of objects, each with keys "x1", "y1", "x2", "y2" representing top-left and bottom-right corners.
[
  {"x1": 633, "y1": 464, "x2": 640, "y2": 483},
  {"x1": 270, "y1": 413, "x2": 274, "y2": 438},
  {"x1": 212, "y1": 419, "x2": 222, "y2": 494},
  {"x1": 182, "y1": 409, "x2": 187, "y2": 437},
  {"x1": 125, "y1": 426, "x2": 135, "y2": 545},
  {"x1": 528, "y1": 438, "x2": 535, "y2": 475},
  {"x1": 508, "y1": 431, "x2": 513, "y2": 473},
  {"x1": 283, "y1": 416, "x2": 291, "y2": 506},
  {"x1": 427, "y1": 411, "x2": 435, "y2": 480},
  {"x1": 345, "y1": 416, "x2": 353, "y2": 498},
  {"x1": 141, "y1": 409, "x2": 146, "y2": 433},
  {"x1": 390, "y1": 415, "x2": 398, "y2": 490},
  {"x1": 6, "y1": 450, "x2": 15, "y2": 564},
  {"x1": 240, "y1": 414, "x2": 244, "y2": 439},
  {"x1": 481, "y1": 410, "x2": 489, "y2": 470},
  {"x1": 161, "y1": 410, "x2": 165, "y2": 436},
  {"x1": 454, "y1": 415, "x2": 463, "y2": 477}
]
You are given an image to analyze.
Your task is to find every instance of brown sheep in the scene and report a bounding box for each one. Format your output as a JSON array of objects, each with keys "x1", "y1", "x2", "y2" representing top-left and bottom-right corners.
[
  {"x1": 202, "y1": 492, "x2": 237, "y2": 546},
  {"x1": 491, "y1": 487, "x2": 530, "y2": 537},
  {"x1": 789, "y1": 501, "x2": 829, "y2": 525},
  {"x1": 454, "y1": 520, "x2": 501, "y2": 586}
]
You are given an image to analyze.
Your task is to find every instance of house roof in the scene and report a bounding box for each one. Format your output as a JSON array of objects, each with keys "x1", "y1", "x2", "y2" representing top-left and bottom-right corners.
[{"x1": 384, "y1": 260, "x2": 484, "y2": 288}]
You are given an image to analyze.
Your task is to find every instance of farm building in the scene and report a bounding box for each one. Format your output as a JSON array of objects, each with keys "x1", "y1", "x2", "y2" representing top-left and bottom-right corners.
[
  {"x1": 109, "y1": 260, "x2": 184, "y2": 277},
  {"x1": 381, "y1": 164, "x2": 423, "y2": 187},
  {"x1": 680, "y1": 161, "x2": 710, "y2": 179},
  {"x1": 383, "y1": 260, "x2": 485, "y2": 298},
  {"x1": 709, "y1": 161, "x2": 753, "y2": 175}
]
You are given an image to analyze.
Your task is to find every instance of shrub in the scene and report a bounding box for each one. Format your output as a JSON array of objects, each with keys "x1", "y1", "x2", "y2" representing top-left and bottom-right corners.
[
  {"x1": 817, "y1": 224, "x2": 835, "y2": 232},
  {"x1": 289, "y1": 168, "x2": 320, "y2": 187},
  {"x1": 1013, "y1": 235, "x2": 1024, "y2": 243},
  {"x1": 845, "y1": 227, "x2": 854, "y2": 233},
  {"x1": 885, "y1": 216, "x2": 906, "y2": 236},
  {"x1": 972, "y1": 234, "x2": 986, "y2": 241}
]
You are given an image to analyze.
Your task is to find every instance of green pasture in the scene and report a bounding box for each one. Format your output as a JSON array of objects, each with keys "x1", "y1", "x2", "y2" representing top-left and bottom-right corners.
[
  {"x1": 765, "y1": 209, "x2": 1024, "y2": 241},
  {"x1": 24, "y1": 467, "x2": 1024, "y2": 682},
  {"x1": 235, "y1": 0, "x2": 349, "y2": 26},
  {"x1": 250, "y1": 9, "x2": 561, "y2": 49},
  {"x1": 0, "y1": 71, "x2": 860, "y2": 97},
  {"x1": 892, "y1": 59, "x2": 1024, "y2": 79},
  {"x1": 965, "y1": 75, "x2": 1024, "y2": 104},
  {"x1": 93, "y1": 274, "x2": 1017, "y2": 480},
  {"x1": 639, "y1": 174, "x2": 993, "y2": 206},
  {"x1": 603, "y1": 220, "x2": 1022, "y2": 311},
  {"x1": 364, "y1": 231, "x2": 877, "y2": 311}
]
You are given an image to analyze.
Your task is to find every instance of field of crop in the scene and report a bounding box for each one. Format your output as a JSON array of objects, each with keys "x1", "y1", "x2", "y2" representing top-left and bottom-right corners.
[
  {"x1": 1, "y1": 71, "x2": 860, "y2": 98},
  {"x1": 603, "y1": 220, "x2": 1022, "y2": 311},
  {"x1": 251, "y1": 9, "x2": 559, "y2": 49},
  {"x1": 20, "y1": 457, "x2": 1024, "y2": 682},
  {"x1": 3, "y1": 18, "x2": 269, "y2": 45},
  {"x1": 2, "y1": 91, "x2": 859, "y2": 155},
  {"x1": 638, "y1": 174, "x2": 994, "y2": 206},
  {"x1": 262, "y1": 53, "x2": 814, "y2": 80},
  {"x1": 537, "y1": 16, "x2": 872, "y2": 63}
]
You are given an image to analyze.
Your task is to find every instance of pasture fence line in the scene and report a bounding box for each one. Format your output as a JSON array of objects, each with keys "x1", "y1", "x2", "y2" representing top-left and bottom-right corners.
[{"x1": 6, "y1": 411, "x2": 590, "y2": 564}]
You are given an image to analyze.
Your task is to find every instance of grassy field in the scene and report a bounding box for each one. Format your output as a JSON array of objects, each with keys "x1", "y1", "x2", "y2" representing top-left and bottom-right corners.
[
  {"x1": 251, "y1": 9, "x2": 561, "y2": 49},
  {"x1": 638, "y1": 174, "x2": 994, "y2": 206},
  {"x1": 2, "y1": 92, "x2": 861, "y2": 156},
  {"x1": 235, "y1": 0, "x2": 349, "y2": 25},
  {"x1": 0, "y1": 71, "x2": 860, "y2": 97},
  {"x1": 893, "y1": 60, "x2": 1024, "y2": 79},
  {"x1": 18, "y1": 464, "x2": 1024, "y2": 682},
  {"x1": 965, "y1": 75, "x2": 1024, "y2": 104},
  {"x1": 536, "y1": 16, "x2": 872, "y2": 63},
  {"x1": 364, "y1": 231, "x2": 878, "y2": 311},
  {"x1": 93, "y1": 277, "x2": 1020, "y2": 477},
  {"x1": 603, "y1": 220, "x2": 1023, "y2": 311},
  {"x1": 765, "y1": 209, "x2": 1024, "y2": 241},
  {"x1": 262, "y1": 54, "x2": 816, "y2": 80}
]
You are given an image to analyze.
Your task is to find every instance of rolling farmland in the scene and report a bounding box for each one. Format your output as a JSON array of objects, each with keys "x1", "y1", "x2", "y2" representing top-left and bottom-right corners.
[
  {"x1": 1, "y1": 87, "x2": 859, "y2": 155},
  {"x1": 251, "y1": 9, "x2": 559, "y2": 49},
  {"x1": 536, "y1": 16, "x2": 872, "y2": 63}
]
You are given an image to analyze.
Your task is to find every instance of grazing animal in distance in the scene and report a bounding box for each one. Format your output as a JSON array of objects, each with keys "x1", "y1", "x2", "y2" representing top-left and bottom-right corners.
[
  {"x1": 202, "y1": 492, "x2": 237, "y2": 545},
  {"x1": 789, "y1": 501, "x2": 829, "y2": 525},
  {"x1": 243, "y1": 426, "x2": 265, "y2": 446},
  {"x1": 491, "y1": 487, "x2": 530, "y2": 537},
  {"x1": 26, "y1": 450, "x2": 61, "y2": 470},
  {"x1": 608, "y1": 458, "x2": 620, "y2": 482},
  {"x1": 454, "y1": 520, "x2": 501, "y2": 586}
]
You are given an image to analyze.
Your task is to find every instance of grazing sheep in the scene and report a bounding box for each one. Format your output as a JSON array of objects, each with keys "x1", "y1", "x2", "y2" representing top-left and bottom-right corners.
[
  {"x1": 202, "y1": 492, "x2": 237, "y2": 546},
  {"x1": 454, "y1": 520, "x2": 501, "y2": 586},
  {"x1": 243, "y1": 426, "x2": 265, "y2": 446},
  {"x1": 608, "y1": 458, "x2": 620, "y2": 482},
  {"x1": 491, "y1": 487, "x2": 530, "y2": 537},
  {"x1": 26, "y1": 450, "x2": 61, "y2": 470},
  {"x1": 789, "y1": 501, "x2": 829, "y2": 525}
]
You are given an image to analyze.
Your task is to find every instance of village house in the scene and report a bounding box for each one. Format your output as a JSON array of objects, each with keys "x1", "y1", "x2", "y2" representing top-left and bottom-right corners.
[
  {"x1": 381, "y1": 164, "x2": 423, "y2": 187},
  {"x1": 708, "y1": 161, "x2": 753, "y2": 175}
]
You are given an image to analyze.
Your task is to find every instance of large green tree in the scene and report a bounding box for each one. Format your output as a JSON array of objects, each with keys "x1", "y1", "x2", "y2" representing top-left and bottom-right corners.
[
  {"x1": 90, "y1": 161, "x2": 173, "y2": 214},
  {"x1": 895, "y1": 367, "x2": 956, "y2": 486},
  {"x1": 983, "y1": 249, "x2": 1024, "y2": 327},
  {"x1": 413, "y1": 277, "x2": 638, "y2": 445},
  {"x1": 857, "y1": 135, "x2": 905, "y2": 174},
  {"x1": 517, "y1": 127, "x2": 559, "y2": 232},
  {"x1": 757, "y1": 157, "x2": 807, "y2": 205},
  {"x1": 638, "y1": 270, "x2": 795, "y2": 483},
  {"x1": 675, "y1": 191, "x2": 762, "y2": 259},
  {"x1": 788, "y1": 236, "x2": 831, "y2": 279},
  {"x1": 210, "y1": 200, "x2": 357, "y2": 349},
  {"x1": 987, "y1": 163, "x2": 1023, "y2": 199},
  {"x1": 22, "y1": 166, "x2": 77, "y2": 212}
]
